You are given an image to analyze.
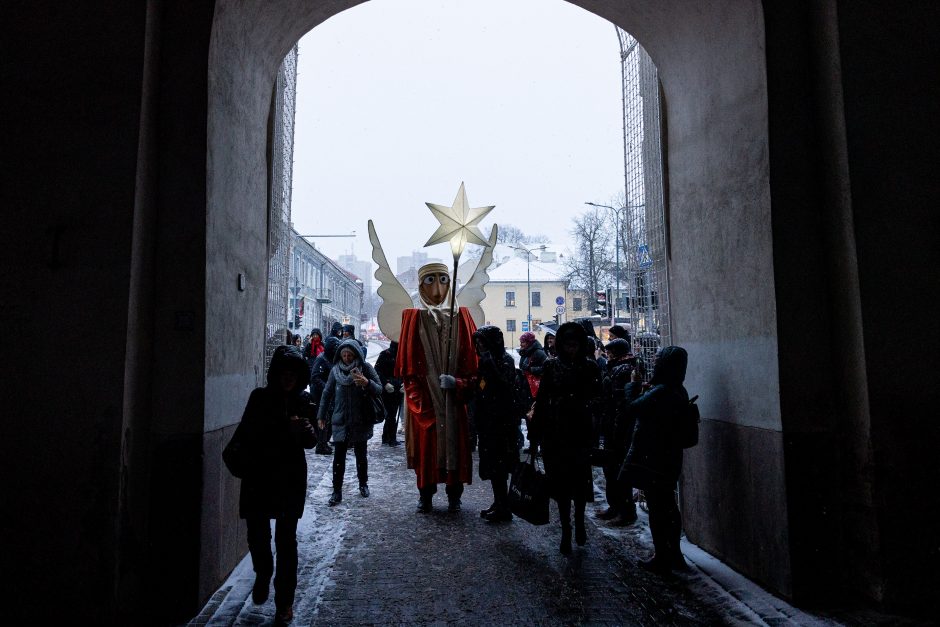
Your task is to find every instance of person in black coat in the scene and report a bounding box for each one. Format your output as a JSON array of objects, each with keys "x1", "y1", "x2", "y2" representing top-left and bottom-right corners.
[
  {"x1": 342, "y1": 323, "x2": 367, "y2": 359},
  {"x1": 529, "y1": 322, "x2": 603, "y2": 555},
  {"x1": 374, "y1": 341, "x2": 403, "y2": 446},
  {"x1": 597, "y1": 339, "x2": 638, "y2": 525},
  {"x1": 223, "y1": 345, "x2": 316, "y2": 622},
  {"x1": 518, "y1": 331, "x2": 547, "y2": 379},
  {"x1": 329, "y1": 321, "x2": 344, "y2": 339},
  {"x1": 470, "y1": 325, "x2": 522, "y2": 523},
  {"x1": 309, "y1": 336, "x2": 341, "y2": 454},
  {"x1": 619, "y1": 346, "x2": 690, "y2": 573}
]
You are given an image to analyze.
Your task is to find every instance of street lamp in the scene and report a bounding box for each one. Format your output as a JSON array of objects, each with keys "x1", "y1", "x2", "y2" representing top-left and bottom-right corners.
[{"x1": 507, "y1": 243, "x2": 547, "y2": 333}]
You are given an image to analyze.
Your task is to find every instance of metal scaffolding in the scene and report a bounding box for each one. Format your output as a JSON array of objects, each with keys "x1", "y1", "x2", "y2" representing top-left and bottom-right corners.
[
  {"x1": 264, "y1": 44, "x2": 299, "y2": 378},
  {"x1": 616, "y1": 28, "x2": 671, "y2": 373}
]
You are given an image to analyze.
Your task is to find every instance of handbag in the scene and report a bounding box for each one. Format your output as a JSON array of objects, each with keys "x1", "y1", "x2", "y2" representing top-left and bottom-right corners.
[
  {"x1": 222, "y1": 423, "x2": 250, "y2": 478},
  {"x1": 508, "y1": 452, "x2": 550, "y2": 525},
  {"x1": 369, "y1": 392, "x2": 387, "y2": 425}
]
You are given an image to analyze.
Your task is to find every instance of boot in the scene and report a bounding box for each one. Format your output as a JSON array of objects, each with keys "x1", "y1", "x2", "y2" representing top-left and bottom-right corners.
[
  {"x1": 575, "y1": 500, "x2": 587, "y2": 546},
  {"x1": 480, "y1": 502, "x2": 497, "y2": 518},
  {"x1": 596, "y1": 506, "x2": 619, "y2": 520},
  {"x1": 483, "y1": 507, "x2": 512, "y2": 523},
  {"x1": 328, "y1": 491, "x2": 342, "y2": 506},
  {"x1": 251, "y1": 573, "x2": 271, "y2": 604},
  {"x1": 638, "y1": 554, "x2": 672, "y2": 575}
]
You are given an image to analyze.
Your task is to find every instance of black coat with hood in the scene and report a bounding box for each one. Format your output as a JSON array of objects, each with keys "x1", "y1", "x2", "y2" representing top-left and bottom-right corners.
[
  {"x1": 620, "y1": 346, "x2": 689, "y2": 489},
  {"x1": 232, "y1": 345, "x2": 317, "y2": 520},
  {"x1": 600, "y1": 339, "x2": 637, "y2": 453},
  {"x1": 309, "y1": 336, "x2": 341, "y2": 409},
  {"x1": 529, "y1": 322, "x2": 602, "y2": 501},
  {"x1": 469, "y1": 326, "x2": 521, "y2": 480}
]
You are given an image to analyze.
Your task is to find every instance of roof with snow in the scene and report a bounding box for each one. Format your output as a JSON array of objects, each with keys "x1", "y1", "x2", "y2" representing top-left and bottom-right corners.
[{"x1": 486, "y1": 256, "x2": 568, "y2": 283}]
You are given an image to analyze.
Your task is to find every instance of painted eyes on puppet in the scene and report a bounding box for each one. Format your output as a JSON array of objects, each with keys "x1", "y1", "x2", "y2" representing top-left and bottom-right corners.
[{"x1": 422, "y1": 274, "x2": 449, "y2": 285}]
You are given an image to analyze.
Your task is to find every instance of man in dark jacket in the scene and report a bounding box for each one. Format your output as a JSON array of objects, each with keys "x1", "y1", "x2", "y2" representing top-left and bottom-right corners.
[
  {"x1": 329, "y1": 321, "x2": 344, "y2": 340},
  {"x1": 309, "y1": 336, "x2": 341, "y2": 454},
  {"x1": 597, "y1": 339, "x2": 638, "y2": 525},
  {"x1": 619, "y1": 346, "x2": 690, "y2": 573},
  {"x1": 374, "y1": 341, "x2": 403, "y2": 446},
  {"x1": 223, "y1": 345, "x2": 316, "y2": 623}
]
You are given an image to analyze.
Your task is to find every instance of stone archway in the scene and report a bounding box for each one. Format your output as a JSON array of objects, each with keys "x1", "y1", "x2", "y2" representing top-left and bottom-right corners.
[{"x1": 203, "y1": 0, "x2": 785, "y2": 604}]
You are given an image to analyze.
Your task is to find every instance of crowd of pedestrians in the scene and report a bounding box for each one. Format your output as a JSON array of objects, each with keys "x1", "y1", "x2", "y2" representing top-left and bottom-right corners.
[{"x1": 228, "y1": 313, "x2": 692, "y2": 623}]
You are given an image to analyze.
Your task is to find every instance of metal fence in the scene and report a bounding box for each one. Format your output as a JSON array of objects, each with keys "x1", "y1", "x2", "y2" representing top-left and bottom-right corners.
[
  {"x1": 616, "y1": 28, "x2": 671, "y2": 375},
  {"x1": 263, "y1": 44, "x2": 298, "y2": 380}
]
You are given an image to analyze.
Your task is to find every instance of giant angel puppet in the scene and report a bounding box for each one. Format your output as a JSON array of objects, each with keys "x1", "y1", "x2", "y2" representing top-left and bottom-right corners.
[{"x1": 369, "y1": 183, "x2": 498, "y2": 513}]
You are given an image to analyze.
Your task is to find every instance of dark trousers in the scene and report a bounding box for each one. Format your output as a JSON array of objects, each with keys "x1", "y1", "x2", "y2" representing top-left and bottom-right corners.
[
  {"x1": 246, "y1": 517, "x2": 298, "y2": 609},
  {"x1": 332, "y1": 440, "x2": 368, "y2": 492},
  {"x1": 419, "y1": 482, "x2": 464, "y2": 502},
  {"x1": 557, "y1": 497, "x2": 586, "y2": 531},
  {"x1": 645, "y1": 486, "x2": 682, "y2": 557},
  {"x1": 490, "y1": 473, "x2": 508, "y2": 510},
  {"x1": 603, "y1": 452, "x2": 631, "y2": 512},
  {"x1": 381, "y1": 393, "x2": 402, "y2": 443}
]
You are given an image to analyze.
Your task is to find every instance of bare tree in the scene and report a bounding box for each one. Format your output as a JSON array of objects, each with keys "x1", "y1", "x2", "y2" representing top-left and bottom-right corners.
[
  {"x1": 564, "y1": 207, "x2": 613, "y2": 296},
  {"x1": 464, "y1": 222, "x2": 548, "y2": 262}
]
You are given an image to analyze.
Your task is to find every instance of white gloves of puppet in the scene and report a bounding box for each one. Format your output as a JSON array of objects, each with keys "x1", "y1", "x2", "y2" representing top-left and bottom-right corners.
[
  {"x1": 384, "y1": 383, "x2": 395, "y2": 393},
  {"x1": 439, "y1": 374, "x2": 456, "y2": 390}
]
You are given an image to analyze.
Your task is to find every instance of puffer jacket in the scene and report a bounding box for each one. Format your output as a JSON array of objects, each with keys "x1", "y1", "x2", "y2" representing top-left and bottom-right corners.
[
  {"x1": 317, "y1": 339, "x2": 382, "y2": 443},
  {"x1": 519, "y1": 340, "x2": 547, "y2": 377}
]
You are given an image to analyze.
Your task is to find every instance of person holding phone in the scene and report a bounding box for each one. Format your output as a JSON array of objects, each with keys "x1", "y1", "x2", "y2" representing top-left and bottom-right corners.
[{"x1": 317, "y1": 339, "x2": 382, "y2": 506}]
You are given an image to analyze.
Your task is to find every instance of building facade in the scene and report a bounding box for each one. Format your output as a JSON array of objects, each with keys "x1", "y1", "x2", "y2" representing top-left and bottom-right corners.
[
  {"x1": 481, "y1": 249, "x2": 569, "y2": 348},
  {"x1": 290, "y1": 229, "x2": 363, "y2": 338}
]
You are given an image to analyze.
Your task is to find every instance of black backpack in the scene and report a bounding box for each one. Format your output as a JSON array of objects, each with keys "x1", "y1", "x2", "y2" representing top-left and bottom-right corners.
[{"x1": 679, "y1": 394, "x2": 700, "y2": 448}]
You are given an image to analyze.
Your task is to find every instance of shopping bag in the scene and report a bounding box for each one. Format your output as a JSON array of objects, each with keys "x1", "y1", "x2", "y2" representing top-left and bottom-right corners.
[{"x1": 508, "y1": 453, "x2": 550, "y2": 525}]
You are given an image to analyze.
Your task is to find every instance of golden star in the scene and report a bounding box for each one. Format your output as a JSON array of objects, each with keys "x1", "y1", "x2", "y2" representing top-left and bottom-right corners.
[{"x1": 424, "y1": 182, "x2": 495, "y2": 258}]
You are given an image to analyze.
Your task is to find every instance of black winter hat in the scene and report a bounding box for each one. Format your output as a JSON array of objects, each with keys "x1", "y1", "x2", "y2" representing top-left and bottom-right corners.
[
  {"x1": 605, "y1": 338, "x2": 631, "y2": 358},
  {"x1": 342, "y1": 324, "x2": 356, "y2": 336},
  {"x1": 323, "y1": 336, "x2": 341, "y2": 362},
  {"x1": 472, "y1": 325, "x2": 506, "y2": 355},
  {"x1": 650, "y1": 346, "x2": 688, "y2": 387}
]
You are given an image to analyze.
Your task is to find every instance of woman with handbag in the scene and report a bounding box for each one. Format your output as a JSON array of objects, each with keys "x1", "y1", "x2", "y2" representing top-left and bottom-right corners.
[
  {"x1": 222, "y1": 345, "x2": 317, "y2": 624},
  {"x1": 529, "y1": 322, "x2": 603, "y2": 554},
  {"x1": 317, "y1": 339, "x2": 383, "y2": 506}
]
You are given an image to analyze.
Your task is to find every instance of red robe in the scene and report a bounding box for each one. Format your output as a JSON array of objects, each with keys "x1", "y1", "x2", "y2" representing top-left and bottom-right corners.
[{"x1": 395, "y1": 307, "x2": 477, "y2": 489}]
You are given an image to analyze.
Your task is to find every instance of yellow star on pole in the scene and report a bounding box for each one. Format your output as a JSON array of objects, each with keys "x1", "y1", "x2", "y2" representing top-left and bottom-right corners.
[{"x1": 424, "y1": 182, "x2": 495, "y2": 259}]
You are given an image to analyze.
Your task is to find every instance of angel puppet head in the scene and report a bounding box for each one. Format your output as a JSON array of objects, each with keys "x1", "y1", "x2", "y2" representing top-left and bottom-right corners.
[{"x1": 417, "y1": 262, "x2": 451, "y2": 308}]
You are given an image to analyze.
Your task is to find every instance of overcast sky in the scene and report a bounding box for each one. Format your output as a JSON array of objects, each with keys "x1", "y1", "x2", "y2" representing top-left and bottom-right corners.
[{"x1": 290, "y1": 0, "x2": 624, "y2": 267}]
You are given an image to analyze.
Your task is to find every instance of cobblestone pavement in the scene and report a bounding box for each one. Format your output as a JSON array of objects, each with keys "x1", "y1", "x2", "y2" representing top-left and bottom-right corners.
[{"x1": 189, "y1": 435, "x2": 829, "y2": 627}]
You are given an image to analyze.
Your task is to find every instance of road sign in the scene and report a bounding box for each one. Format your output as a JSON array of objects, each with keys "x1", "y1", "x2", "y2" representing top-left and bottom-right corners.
[
  {"x1": 638, "y1": 244, "x2": 653, "y2": 269},
  {"x1": 555, "y1": 305, "x2": 566, "y2": 315},
  {"x1": 555, "y1": 296, "x2": 565, "y2": 306},
  {"x1": 521, "y1": 322, "x2": 529, "y2": 332}
]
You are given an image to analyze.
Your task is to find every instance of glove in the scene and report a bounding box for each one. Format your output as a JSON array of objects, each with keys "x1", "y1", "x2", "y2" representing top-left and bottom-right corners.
[
  {"x1": 439, "y1": 374, "x2": 456, "y2": 390},
  {"x1": 384, "y1": 383, "x2": 394, "y2": 393}
]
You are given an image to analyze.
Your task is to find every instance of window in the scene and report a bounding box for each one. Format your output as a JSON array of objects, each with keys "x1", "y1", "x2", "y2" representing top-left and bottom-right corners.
[
  {"x1": 506, "y1": 319, "x2": 516, "y2": 332},
  {"x1": 573, "y1": 297, "x2": 583, "y2": 311},
  {"x1": 532, "y1": 291, "x2": 541, "y2": 307},
  {"x1": 505, "y1": 291, "x2": 516, "y2": 307}
]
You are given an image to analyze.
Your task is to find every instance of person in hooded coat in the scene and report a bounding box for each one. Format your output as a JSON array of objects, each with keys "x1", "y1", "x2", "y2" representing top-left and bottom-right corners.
[
  {"x1": 619, "y1": 346, "x2": 690, "y2": 573},
  {"x1": 317, "y1": 339, "x2": 383, "y2": 506},
  {"x1": 529, "y1": 322, "x2": 602, "y2": 555},
  {"x1": 543, "y1": 329, "x2": 557, "y2": 357},
  {"x1": 469, "y1": 325, "x2": 521, "y2": 523},
  {"x1": 223, "y1": 345, "x2": 316, "y2": 623},
  {"x1": 309, "y1": 336, "x2": 341, "y2": 454},
  {"x1": 374, "y1": 341, "x2": 403, "y2": 446}
]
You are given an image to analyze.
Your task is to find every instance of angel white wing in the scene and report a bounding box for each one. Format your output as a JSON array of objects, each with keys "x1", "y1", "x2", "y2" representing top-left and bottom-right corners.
[
  {"x1": 457, "y1": 224, "x2": 499, "y2": 327},
  {"x1": 368, "y1": 219, "x2": 412, "y2": 343}
]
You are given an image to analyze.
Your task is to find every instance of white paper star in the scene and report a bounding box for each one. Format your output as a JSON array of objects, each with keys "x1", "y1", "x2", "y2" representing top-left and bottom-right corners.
[{"x1": 424, "y1": 182, "x2": 495, "y2": 258}]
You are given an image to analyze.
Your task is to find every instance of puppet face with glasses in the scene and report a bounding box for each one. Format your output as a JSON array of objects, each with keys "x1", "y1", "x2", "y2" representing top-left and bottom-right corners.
[{"x1": 419, "y1": 271, "x2": 450, "y2": 307}]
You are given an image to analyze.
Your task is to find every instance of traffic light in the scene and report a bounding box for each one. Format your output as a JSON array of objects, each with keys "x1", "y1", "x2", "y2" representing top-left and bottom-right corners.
[
  {"x1": 294, "y1": 313, "x2": 302, "y2": 328},
  {"x1": 594, "y1": 290, "x2": 607, "y2": 317},
  {"x1": 606, "y1": 287, "x2": 613, "y2": 320}
]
